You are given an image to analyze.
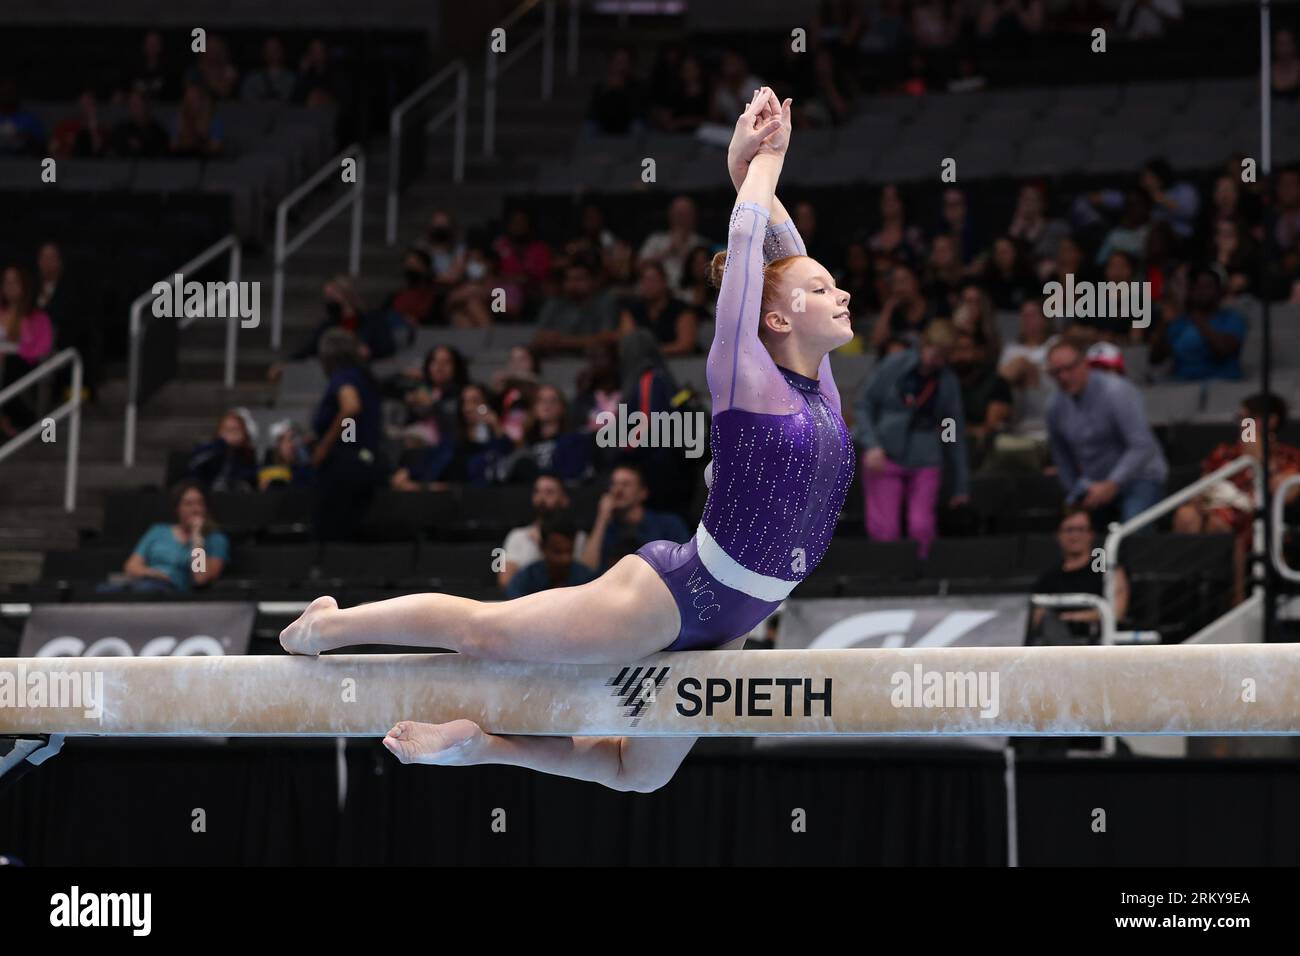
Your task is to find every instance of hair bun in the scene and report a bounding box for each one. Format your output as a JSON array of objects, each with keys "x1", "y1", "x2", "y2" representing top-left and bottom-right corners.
[{"x1": 708, "y1": 251, "x2": 728, "y2": 289}]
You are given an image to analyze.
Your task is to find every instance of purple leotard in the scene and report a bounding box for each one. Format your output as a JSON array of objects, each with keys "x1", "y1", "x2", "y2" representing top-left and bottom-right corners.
[{"x1": 636, "y1": 201, "x2": 856, "y2": 650}]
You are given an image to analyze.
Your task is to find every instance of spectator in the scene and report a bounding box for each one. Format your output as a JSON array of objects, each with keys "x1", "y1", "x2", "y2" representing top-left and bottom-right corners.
[
  {"x1": 834, "y1": 240, "x2": 875, "y2": 315},
  {"x1": 618, "y1": 261, "x2": 700, "y2": 356},
  {"x1": 392, "y1": 382, "x2": 513, "y2": 490},
  {"x1": 294, "y1": 38, "x2": 342, "y2": 106},
  {"x1": 950, "y1": 282, "x2": 1002, "y2": 357},
  {"x1": 502, "y1": 385, "x2": 594, "y2": 484},
  {"x1": 681, "y1": 245, "x2": 719, "y2": 321},
  {"x1": 494, "y1": 209, "x2": 553, "y2": 311},
  {"x1": 854, "y1": 320, "x2": 970, "y2": 559},
  {"x1": 1000, "y1": 296, "x2": 1058, "y2": 392},
  {"x1": 1143, "y1": 220, "x2": 1181, "y2": 316},
  {"x1": 531, "y1": 257, "x2": 620, "y2": 357},
  {"x1": 1149, "y1": 266, "x2": 1245, "y2": 381},
  {"x1": 712, "y1": 52, "x2": 759, "y2": 122},
  {"x1": 187, "y1": 409, "x2": 258, "y2": 491},
  {"x1": 36, "y1": 241, "x2": 98, "y2": 402},
  {"x1": 0, "y1": 79, "x2": 44, "y2": 156},
  {"x1": 858, "y1": 0, "x2": 906, "y2": 52},
  {"x1": 793, "y1": 201, "x2": 838, "y2": 273},
  {"x1": 950, "y1": 328, "x2": 1013, "y2": 471},
  {"x1": 504, "y1": 510, "x2": 598, "y2": 598},
  {"x1": 938, "y1": 187, "x2": 980, "y2": 264},
  {"x1": 286, "y1": 275, "x2": 394, "y2": 364},
  {"x1": 1116, "y1": 0, "x2": 1182, "y2": 40},
  {"x1": 1140, "y1": 157, "x2": 1200, "y2": 240},
  {"x1": 241, "y1": 36, "x2": 297, "y2": 103},
  {"x1": 497, "y1": 472, "x2": 590, "y2": 590},
  {"x1": 185, "y1": 34, "x2": 239, "y2": 100},
  {"x1": 170, "y1": 83, "x2": 223, "y2": 157},
  {"x1": 1044, "y1": 234, "x2": 1087, "y2": 289},
  {"x1": 443, "y1": 232, "x2": 510, "y2": 326},
  {"x1": 1030, "y1": 506, "x2": 1130, "y2": 641},
  {"x1": 1044, "y1": 335, "x2": 1168, "y2": 522},
  {"x1": 389, "y1": 248, "x2": 437, "y2": 326},
  {"x1": 490, "y1": 344, "x2": 541, "y2": 398},
  {"x1": 564, "y1": 202, "x2": 621, "y2": 267},
  {"x1": 1274, "y1": 28, "x2": 1300, "y2": 100},
  {"x1": 922, "y1": 233, "x2": 963, "y2": 317},
  {"x1": 638, "y1": 195, "x2": 713, "y2": 295},
  {"x1": 870, "y1": 263, "x2": 932, "y2": 355},
  {"x1": 48, "y1": 89, "x2": 108, "y2": 158},
  {"x1": 129, "y1": 30, "x2": 177, "y2": 101},
  {"x1": 1208, "y1": 218, "x2": 1258, "y2": 296},
  {"x1": 0, "y1": 265, "x2": 54, "y2": 437},
  {"x1": 980, "y1": 236, "x2": 1037, "y2": 310},
  {"x1": 1094, "y1": 189, "x2": 1151, "y2": 265},
  {"x1": 399, "y1": 345, "x2": 468, "y2": 447},
  {"x1": 999, "y1": 297, "x2": 1057, "y2": 447},
  {"x1": 258, "y1": 420, "x2": 314, "y2": 490},
  {"x1": 1085, "y1": 340, "x2": 1127, "y2": 376},
  {"x1": 585, "y1": 46, "x2": 647, "y2": 135},
  {"x1": 1173, "y1": 392, "x2": 1300, "y2": 602},
  {"x1": 100, "y1": 481, "x2": 230, "y2": 593},
  {"x1": 652, "y1": 54, "x2": 710, "y2": 133},
  {"x1": 912, "y1": 0, "x2": 956, "y2": 46},
  {"x1": 1275, "y1": 167, "x2": 1300, "y2": 251},
  {"x1": 571, "y1": 339, "x2": 624, "y2": 435},
  {"x1": 309, "y1": 329, "x2": 385, "y2": 539},
  {"x1": 977, "y1": 0, "x2": 1045, "y2": 40},
  {"x1": 415, "y1": 209, "x2": 468, "y2": 289},
  {"x1": 869, "y1": 184, "x2": 925, "y2": 262},
  {"x1": 1007, "y1": 182, "x2": 1069, "y2": 271},
  {"x1": 580, "y1": 461, "x2": 690, "y2": 573},
  {"x1": 109, "y1": 89, "x2": 169, "y2": 158}
]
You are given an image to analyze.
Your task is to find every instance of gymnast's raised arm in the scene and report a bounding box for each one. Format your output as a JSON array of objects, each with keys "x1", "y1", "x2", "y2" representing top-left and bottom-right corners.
[{"x1": 718, "y1": 88, "x2": 841, "y2": 415}]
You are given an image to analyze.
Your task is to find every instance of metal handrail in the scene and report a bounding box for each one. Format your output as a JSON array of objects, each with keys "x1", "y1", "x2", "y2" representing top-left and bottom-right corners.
[
  {"x1": 0, "y1": 348, "x2": 82, "y2": 512},
  {"x1": 484, "y1": 0, "x2": 569, "y2": 158},
  {"x1": 124, "y1": 235, "x2": 242, "y2": 466},
  {"x1": 1103, "y1": 455, "x2": 1263, "y2": 610},
  {"x1": 1028, "y1": 592, "x2": 1117, "y2": 645},
  {"x1": 386, "y1": 60, "x2": 468, "y2": 246},
  {"x1": 271, "y1": 143, "x2": 366, "y2": 348}
]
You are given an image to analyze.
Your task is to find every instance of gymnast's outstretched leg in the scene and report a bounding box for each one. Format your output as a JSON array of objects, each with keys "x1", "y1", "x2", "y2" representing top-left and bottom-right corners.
[
  {"x1": 379, "y1": 634, "x2": 746, "y2": 792},
  {"x1": 279, "y1": 553, "x2": 681, "y2": 664}
]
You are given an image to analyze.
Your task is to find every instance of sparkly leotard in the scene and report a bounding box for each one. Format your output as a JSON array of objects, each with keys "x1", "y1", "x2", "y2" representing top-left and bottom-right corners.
[{"x1": 636, "y1": 201, "x2": 856, "y2": 650}]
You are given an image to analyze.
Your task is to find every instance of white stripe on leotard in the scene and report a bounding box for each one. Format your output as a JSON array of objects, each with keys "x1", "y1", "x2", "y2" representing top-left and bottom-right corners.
[{"x1": 693, "y1": 523, "x2": 799, "y2": 602}]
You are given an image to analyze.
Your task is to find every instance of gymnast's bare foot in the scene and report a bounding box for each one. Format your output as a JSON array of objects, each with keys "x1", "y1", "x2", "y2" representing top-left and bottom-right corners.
[
  {"x1": 279, "y1": 595, "x2": 339, "y2": 656},
  {"x1": 383, "y1": 719, "x2": 487, "y2": 765}
]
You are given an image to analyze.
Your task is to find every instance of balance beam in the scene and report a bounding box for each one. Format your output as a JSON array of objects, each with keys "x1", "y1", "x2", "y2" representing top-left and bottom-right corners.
[{"x1": 0, "y1": 644, "x2": 1296, "y2": 738}]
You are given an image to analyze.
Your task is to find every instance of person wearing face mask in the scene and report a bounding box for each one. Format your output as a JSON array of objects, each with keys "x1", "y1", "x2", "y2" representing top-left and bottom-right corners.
[
  {"x1": 282, "y1": 275, "x2": 396, "y2": 368},
  {"x1": 258, "y1": 419, "x2": 315, "y2": 489},
  {"x1": 442, "y1": 234, "x2": 511, "y2": 325},
  {"x1": 389, "y1": 248, "x2": 436, "y2": 326},
  {"x1": 416, "y1": 210, "x2": 467, "y2": 284}
]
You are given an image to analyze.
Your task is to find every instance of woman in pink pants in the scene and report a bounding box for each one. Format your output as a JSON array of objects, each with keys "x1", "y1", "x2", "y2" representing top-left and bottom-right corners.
[{"x1": 854, "y1": 320, "x2": 970, "y2": 558}]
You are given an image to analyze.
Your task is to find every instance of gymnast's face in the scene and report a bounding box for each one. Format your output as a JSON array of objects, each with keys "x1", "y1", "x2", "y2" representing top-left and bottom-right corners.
[{"x1": 768, "y1": 257, "x2": 853, "y2": 350}]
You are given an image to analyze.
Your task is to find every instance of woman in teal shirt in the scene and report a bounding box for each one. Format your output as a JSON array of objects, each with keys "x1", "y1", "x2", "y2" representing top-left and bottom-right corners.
[{"x1": 115, "y1": 481, "x2": 230, "y2": 592}]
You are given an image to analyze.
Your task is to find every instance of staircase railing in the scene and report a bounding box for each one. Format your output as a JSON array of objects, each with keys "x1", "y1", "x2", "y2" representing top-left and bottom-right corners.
[
  {"x1": 386, "y1": 61, "x2": 469, "y2": 246},
  {"x1": 0, "y1": 348, "x2": 82, "y2": 512}
]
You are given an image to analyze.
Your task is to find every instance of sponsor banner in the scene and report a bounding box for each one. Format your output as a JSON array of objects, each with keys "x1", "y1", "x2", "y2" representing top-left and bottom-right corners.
[
  {"x1": 19, "y1": 603, "x2": 255, "y2": 658},
  {"x1": 758, "y1": 594, "x2": 1029, "y2": 751}
]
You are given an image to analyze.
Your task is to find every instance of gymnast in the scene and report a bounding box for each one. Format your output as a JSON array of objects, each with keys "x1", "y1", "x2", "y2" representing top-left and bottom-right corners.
[{"x1": 280, "y1": 88, "x2": 857, "y2": 790}]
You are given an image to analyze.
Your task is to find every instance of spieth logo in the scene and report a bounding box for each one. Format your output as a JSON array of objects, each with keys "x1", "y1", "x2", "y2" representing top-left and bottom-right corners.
[
  {"x1": 32, "y1": 635, "x2": 227, "y2": 658},
  {"x1": 607, "y1": 665, "x2": 671, "y2": 724},
  {"x1": 605, "y1": 666, "x2": 834, "y2": 726}
]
